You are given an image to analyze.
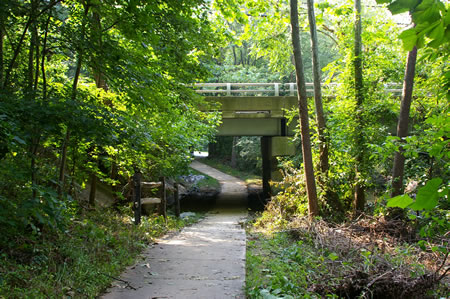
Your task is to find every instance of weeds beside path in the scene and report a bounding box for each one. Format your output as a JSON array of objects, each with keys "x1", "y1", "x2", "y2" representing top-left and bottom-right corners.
[
  {"x1": 246, "y1": 216, "x2": 449, "y2": 298},
  {"x1": 0, "y1": 208, "x2": 202, "y2": 298}
]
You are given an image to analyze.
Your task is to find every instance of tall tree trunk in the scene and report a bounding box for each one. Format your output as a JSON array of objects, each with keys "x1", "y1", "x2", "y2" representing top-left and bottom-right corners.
[
  {"x1": 28, "y1": 0, "x2": 39, "y2": 200},
  {"x1": 27, "y1": 0, "x2": 38, "y2": 91},
  {"x1": 41, "y1": 15, "x2": 51, "y2": 100},
  {"x1": 58, "y1": 4, "x2": 89, "y2": 198},
  {"x1": 88, "y1": 171, "x2": 97, "y2": 207},
  {"x1": 0, "y1": 21, "x2": 4, "y2": 85},
  {"x1": 0, "y1": 20, "x2": 5, "y2": 159},
  {"x1": 290, "y1": 0, "x2": 319, "y2": 218},
  {"x1": 391, "y1": 46, "x2": 417, "y2": 197},
  {"x1": 33, "y1": 24, "x2": 40, "y2": 92},
  {"x1": 306, "y1": 0, "x2": 329, "y2": 182},
  {"x1": 231, "y1": 136, "x2": 238, "y2": 168},
  {"x1": 353, "y1": 0, "x2": 365, "y2": 215}
]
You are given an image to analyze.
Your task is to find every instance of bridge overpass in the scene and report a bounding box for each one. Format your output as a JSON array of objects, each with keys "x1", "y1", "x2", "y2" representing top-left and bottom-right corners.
[{"x1": 195, "y1": 82, "x2": 402, "y2": 198}]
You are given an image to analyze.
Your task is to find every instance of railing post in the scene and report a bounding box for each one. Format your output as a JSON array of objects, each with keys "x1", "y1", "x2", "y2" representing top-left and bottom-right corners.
[
  {"x1": 274, "y1": 83, "x2": 279, "y2": 96},
  {"x1": 289, "y1": 83, "x2": 295, "y2": 96},
  {"x1": 159, "y1": 176, "x2": 167, "y2": 221},
  {"x1": 133, "y1": 169, "x2": 142, "y2": 225},
  {"x1": 226, "y1": 83, "x2": 231, "y2": 96},
  {"x1": 174, "y1": 182, "x2": 180, "y2": 218}
]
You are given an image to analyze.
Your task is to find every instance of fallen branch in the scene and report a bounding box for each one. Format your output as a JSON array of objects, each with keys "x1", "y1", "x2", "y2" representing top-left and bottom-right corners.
[
  {"x1": 100, "y1": 272, "x2": 137, "y2": 290},
  {"x1": 366, "y1": 269, "x2": 394, "y2": 288}
]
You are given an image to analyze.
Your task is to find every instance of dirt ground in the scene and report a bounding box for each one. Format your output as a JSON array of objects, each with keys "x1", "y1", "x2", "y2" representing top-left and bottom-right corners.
[{"x1": 101, "y1": 160, "x2": 248, "y2": 299}]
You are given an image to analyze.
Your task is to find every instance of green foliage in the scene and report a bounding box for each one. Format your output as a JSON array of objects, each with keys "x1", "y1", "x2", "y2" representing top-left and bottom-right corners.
[
  {"x1": 0, "y1": 0, "x2": 221, "y2": 246},
  {"x1": 387, "y1": 178, "x2": 449, "y2": 247},
  {"x1": 387, "y1": 178, "x2": 446, "y2": 211},
  {"x1": 376, "y1": 0, "x2": 449, "y2": 50},
  {"x1": 246, "y1": 232, "x2": 323, "y2": 298},
  {"x1": 314, "y1": 4, "x2": 406, "y2": 208},
  {"x1": 236, "y1": 137, "x2": 262, "y2": 171},
  {"x1": 245, "y1": 225, "x2": 442, "y2": 299},
  {"x1": 254, "y1": 164, "x2": 309, "y2": 231},
  {"x1": 0, "y1": 207, "x2": 202, "y2": 298}
]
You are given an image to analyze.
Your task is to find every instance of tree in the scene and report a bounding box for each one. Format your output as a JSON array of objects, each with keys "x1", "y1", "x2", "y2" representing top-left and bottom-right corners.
[
  {"x1": 391, "y1": 46, "x2": 417, "y2": 197},
  {"x1": 0, "y1": 0, "x2": 220, "y2": 237},
  {"x1": 375, "y1": 0, "x2": 449, "y2": 197},
  {"x1": 306, "y1": 0, "x2": 329, "y2": 187},
  {"x1": 290, "y1": 0, "x2": 319, "y2": 217},
  {"x1": 353, "y1": 0, "x2": 365, "y2": 215}
]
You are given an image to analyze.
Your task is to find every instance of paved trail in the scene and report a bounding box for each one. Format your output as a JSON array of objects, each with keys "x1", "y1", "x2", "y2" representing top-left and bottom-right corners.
[{"x1": 102, "y1": 160, "x2": 247, "y2": 299}]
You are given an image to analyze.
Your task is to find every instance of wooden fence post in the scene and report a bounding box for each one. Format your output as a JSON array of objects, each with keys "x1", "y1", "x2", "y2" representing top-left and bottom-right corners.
[
  {"x1": 133, "y1": 170, "x2": 142, "y2": 225},
  {"x1": 174, "y1": 182, "x2": 180, "y2": 218},
  {"x1": 159, "y1": 176, "x2": 167, "y2": 221}
]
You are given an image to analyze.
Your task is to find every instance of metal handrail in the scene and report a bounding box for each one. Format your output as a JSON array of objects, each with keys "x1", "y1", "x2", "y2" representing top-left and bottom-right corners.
[{"x1": 193, "y1": 82, "x2": 402, "y2": 96}]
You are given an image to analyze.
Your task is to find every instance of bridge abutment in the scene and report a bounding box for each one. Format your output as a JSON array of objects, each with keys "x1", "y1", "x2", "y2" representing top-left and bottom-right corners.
[{"x1": 261, "y1": 136, "x2": 296, "y2": 200}]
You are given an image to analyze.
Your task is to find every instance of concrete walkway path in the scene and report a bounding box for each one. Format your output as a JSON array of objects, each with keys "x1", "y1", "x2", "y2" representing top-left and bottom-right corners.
[{"x1": 102, "y1": 160, "x2": 247, "y2": 299}]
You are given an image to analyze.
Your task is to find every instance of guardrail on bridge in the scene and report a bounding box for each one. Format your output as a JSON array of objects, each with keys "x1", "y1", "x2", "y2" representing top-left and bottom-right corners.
[{"x1": 193, "y1": 82, "x2": 402, "y2": 97}]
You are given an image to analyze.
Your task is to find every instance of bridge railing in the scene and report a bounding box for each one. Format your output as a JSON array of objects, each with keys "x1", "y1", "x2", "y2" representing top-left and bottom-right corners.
[{"x1": 193, "y1": 82, "x2": 402, "y2": 97}]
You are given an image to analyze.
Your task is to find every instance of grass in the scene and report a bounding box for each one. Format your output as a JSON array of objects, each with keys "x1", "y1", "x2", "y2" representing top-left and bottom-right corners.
[
  {"x1": 188, "y1": 167, "x2": 221, "y2": 189},
  {"x1": 246, "y1": 229, "x2": 341, "y2": 298},
  {"x1": 199, "y1": 157, "x2": 262, "y2": 184},
  {"x1": 245, "y1": 216, "x2": 449, "y2": 298},
  {"x1": 0, "y1": 206, "x2": 203, "y2": 298}
]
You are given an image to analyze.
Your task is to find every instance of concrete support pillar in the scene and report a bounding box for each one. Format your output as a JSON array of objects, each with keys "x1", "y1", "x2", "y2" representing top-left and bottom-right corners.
[{"x1": 261, "y1": 136, "x2": 276, "y2": 200}]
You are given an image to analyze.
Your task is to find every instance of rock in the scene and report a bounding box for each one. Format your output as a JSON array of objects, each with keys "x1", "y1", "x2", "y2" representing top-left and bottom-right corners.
[{"x1": 180, "y1": 212, "x2": 197, "y2": 219}]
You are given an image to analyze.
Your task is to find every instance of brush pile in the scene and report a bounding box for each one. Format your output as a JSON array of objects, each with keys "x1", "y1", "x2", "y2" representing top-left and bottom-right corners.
[{"x1": 286, "y1": 215, "x2": 449, "y2": 298}]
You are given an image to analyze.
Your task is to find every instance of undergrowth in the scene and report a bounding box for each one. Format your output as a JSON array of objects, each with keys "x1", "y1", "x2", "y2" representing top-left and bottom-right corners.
[
  {"x1": 0, "y1": 207, "x2": 202, "y2": 298},
  {"x1": 246, "y1": 216, "x2": 449, "y2": 298}
]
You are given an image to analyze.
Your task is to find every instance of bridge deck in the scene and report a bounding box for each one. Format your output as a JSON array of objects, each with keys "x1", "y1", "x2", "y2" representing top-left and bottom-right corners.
[{"x1": 195, "y1": 83, "x2": 401, "y2": 136}]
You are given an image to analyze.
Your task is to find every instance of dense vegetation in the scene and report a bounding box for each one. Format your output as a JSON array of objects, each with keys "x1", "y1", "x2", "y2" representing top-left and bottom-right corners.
[
  {"x1": 0, "y1": 0, "x2": 219, "y2": 296},
  {"x1": 0, "y1": 0, "x2": 448, "y2": 297},
  {"x1": 204, "y1": 0, "x2": 449, "y2": 297}
]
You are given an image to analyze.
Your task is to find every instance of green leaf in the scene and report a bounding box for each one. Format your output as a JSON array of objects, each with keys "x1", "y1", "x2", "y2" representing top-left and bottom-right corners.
[
  {"x1": 399, "y1": 28, "x2": 418, "y2": 51},
  {"x1": 413, "y1": 2, "x2": 441, "y2": 24},
  {"x1": 426, "y1": 20, "x2": 446, "y2": 48},
  {"x1": 376, "y1": 0, "x2": 393, "y2": 4},
  {"x1": 328, "y1": 252, "x2": 339, "y2": 261},
  {"x1": 388, "y1": 0, "x2": 420, "y2": 15},
  {"x1": 444, "y1": 10, "x2": 450, "y2": 26},
  {"x1": 387, "y1": 194, "x2": 414, "y2": 208},
  {"x1": 409, "y1": 178, "x2": 442, "y2": 211}
]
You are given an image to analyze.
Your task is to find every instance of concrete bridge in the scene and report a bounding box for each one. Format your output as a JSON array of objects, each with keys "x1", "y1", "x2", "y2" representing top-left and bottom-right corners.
[{"x1": 196, "y1": 82, "x2": 402, "y2": 198}]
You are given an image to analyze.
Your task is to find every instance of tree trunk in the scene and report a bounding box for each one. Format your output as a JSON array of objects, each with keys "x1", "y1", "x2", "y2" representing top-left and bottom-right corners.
[
  {"x1": 33, "y1": 23, "x2": 40, "y2": 92},
  {"x1": 58, "y1": 4, "x2": 89, "y2": 199},
  {"x1": 27, "y1": 0, "x2": 38, "y2": 91},
  {"x1": 0, "y1": 21, "x2": 4, "y2": 84},
  {"x1": 2, "y1": 0, "x2": 60, "y2": 88},
  {"x1": 391, "y1": 47, "x2": 417, "y2": 197},
  {"x1": 41, "y1": 15, "x2": 51, "y2": 100},
  {"x1": 230, "y1": 136, "x2": 238, "y2": 168},
  {"x1": 290, "y1": 0, "x2": 319, "y2": 218},
  {"x1": 353, "y1": 0, "x2": 365, "y2": 215},
  {"x1": 306, "y1": 0, "x2": 329, "y2": 183},
  {"x1": 88, "y1": 172, "x2": 97, "y2": 207},
  {"x1": 28, "y1": 0, "x2": 39, "y2": 200}
]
